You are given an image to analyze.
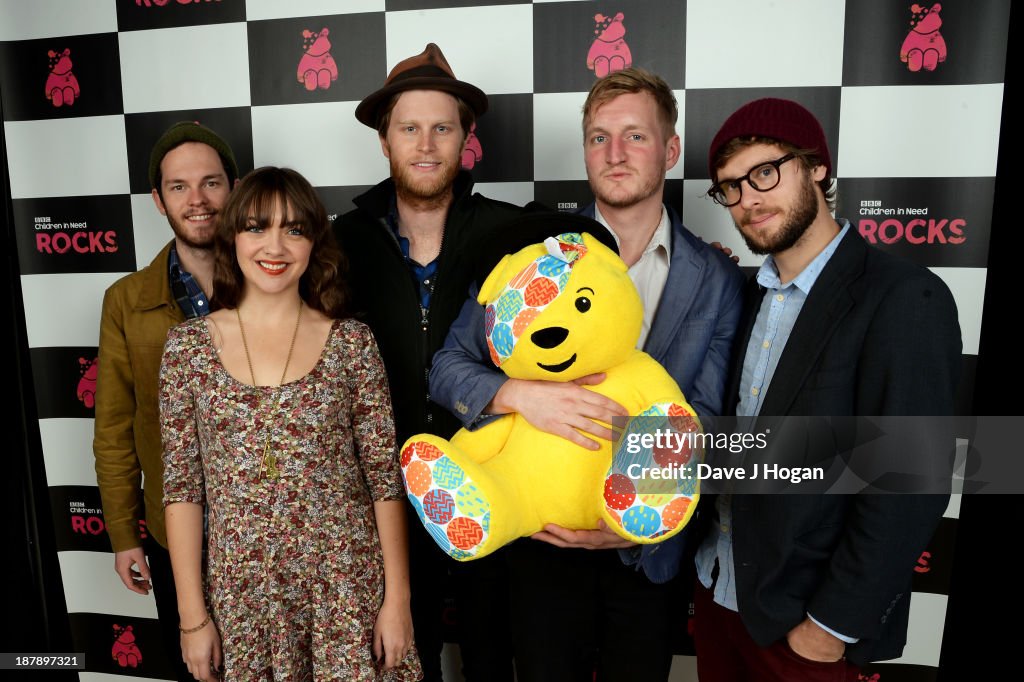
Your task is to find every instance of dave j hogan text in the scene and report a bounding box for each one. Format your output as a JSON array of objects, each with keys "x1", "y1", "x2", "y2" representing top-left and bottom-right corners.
[{"x1": 627, "y1": 462, "x2": 825, "y2": 485}]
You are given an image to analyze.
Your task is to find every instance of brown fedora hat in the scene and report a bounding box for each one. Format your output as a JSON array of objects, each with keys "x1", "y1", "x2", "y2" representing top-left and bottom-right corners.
[{"x1": 355, "y1": 43, "x2": 488, "y2": 129}]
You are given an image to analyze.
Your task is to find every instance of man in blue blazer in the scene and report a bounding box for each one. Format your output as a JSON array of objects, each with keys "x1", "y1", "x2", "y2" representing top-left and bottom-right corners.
[
  {"x1": 429, "y1": 68, "x2": 744, "y2": 680},
  {"x1": 694, "y1": 98, "x2": 961, "y2": 679}
]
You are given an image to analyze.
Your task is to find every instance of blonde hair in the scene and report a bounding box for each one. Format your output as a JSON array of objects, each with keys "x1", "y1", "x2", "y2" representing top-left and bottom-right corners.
[{"x1": 582, "y1": 67, "x2": 677, "y2": 140}]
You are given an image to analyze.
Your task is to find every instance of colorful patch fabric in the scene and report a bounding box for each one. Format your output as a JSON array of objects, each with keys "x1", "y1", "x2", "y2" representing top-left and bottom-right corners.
[
  {"x1": 401, "y1": 438, "x2": 492, "y2": 559},
  {"x1": 485, "y1": 233, "x2": 587, "y2": 366}
]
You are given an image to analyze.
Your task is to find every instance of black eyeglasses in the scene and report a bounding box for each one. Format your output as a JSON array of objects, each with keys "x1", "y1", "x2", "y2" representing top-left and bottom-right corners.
[{"x1": 707, "y1": 153, "x2": 798, "y2": 207}]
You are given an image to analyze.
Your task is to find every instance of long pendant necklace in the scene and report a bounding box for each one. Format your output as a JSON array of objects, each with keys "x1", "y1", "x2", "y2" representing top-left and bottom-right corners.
[{"x1": 236, "y1": 303, "x2": 302, "y2": 481}]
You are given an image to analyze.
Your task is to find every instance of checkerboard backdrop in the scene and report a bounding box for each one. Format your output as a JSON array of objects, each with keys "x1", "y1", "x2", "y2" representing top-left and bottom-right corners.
[{"x1": 1, "y1": 1, "x2": 1009, "y2": 679}]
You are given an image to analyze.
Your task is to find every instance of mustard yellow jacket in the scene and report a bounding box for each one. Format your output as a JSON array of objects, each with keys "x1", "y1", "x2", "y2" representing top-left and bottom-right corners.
[{"x1": 93, "y1": 241, "x2": 184, "y2": 551}]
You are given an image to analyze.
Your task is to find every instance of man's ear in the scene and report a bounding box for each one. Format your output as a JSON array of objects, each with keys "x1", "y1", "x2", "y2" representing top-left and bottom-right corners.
[
  {"x1": 151, "y1": 188, "x2": 167, "y2": 216},
  {"x1": 379, "y1": 135, "x2": 390, "y2": 160},
  {"x1": 812, "y1": 164, "x2": 827, "y2": 182},
  {"x1": 665, "y1": 133, "x2": 681, "y2": 172}
]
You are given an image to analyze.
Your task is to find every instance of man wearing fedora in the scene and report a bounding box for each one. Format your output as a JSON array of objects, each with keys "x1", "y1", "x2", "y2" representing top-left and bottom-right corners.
[
  {"x1": 93, "y1": 121, "x2": 239, "y2": 681},
  {"x1": 693, "y1": 97, "x2": 961, "y2": 680},
  {"x1": 334, "y1": 43, "x2": 532, "y2": 682}
]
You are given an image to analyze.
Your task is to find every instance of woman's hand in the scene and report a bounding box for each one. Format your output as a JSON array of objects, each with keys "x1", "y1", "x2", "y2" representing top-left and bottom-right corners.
[
  {"x1": 372, "y1": 597, "x2": 414, "y2": 670},
  {"x1": 180, "y1": 618, "x2": 222, "y2": 681}
]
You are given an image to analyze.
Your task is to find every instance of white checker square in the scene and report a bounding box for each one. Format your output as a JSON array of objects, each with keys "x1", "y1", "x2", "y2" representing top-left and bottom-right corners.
[
  {"x1": 0, "y1": 0, "x2": 116, "y2": 41},
  {"x1": 245, "y1": 0, "x2": 384, "y2": 21},
  {"x1": 838, "y1": 84, "x2": 1004, "y2": 178},
  {"x1": 686, "y1": 0, "x2": 845, "y2": 88},
  {"x1": 386, "y1": 4, "x2": 533, "y2": 96},
  {"x1": 79, "y1": 674, "x2": 162, "y2": 682},
  {"x1": 40, "y1": 418, "x2": 98, "y2": 488},
  {"x1": 20, "y1": 272, "x2": 123, "y2": 348},
  {"x1": 58, "y1": 551, "x2": 158, "y2": 618},
  {"x1": 930, "y1": 267, "x2": 985, "y2": 356},
  {"x1": 889, "y1": 592, "x2": 947, "y2": 666},
  {"x1": 474, "y1": 182, "x2": 536, "y2": 207},
  {"x1": 4, "y1": 117, "x2": 129, "y2": 199},
  {"x1": 79, "y1": 674, "x2": 163, "y2": 682},
  {"x1": 130, "y1": 193, "x2": 175, "y2": 271},
  {"x1": 250, "y1": 102, "x2": 389, "y2": 187},
  {"x1": 533, "y1": 92, "x2": 587, "y2": 181},
  {"x1": 668, "y1": 655, "x2": 697, "y2": 681},
  {"x1": 119, "y1": 23, "x2": 251, "y2": 113},
  {"x1": 944, "y1": 493, "x2": 961, "y2": 519}
]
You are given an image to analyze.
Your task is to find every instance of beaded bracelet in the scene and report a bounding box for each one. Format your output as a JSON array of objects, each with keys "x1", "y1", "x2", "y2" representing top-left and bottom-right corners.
[{"x1": 179, "y1": 614, "x2": 211, "y2": 634}]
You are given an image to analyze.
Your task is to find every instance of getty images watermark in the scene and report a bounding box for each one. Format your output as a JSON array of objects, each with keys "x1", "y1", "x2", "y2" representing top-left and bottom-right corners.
[
  {"x1": 620, "y1": 428, "x2": 828, "y2": 486},
  {"x1": 609, "y1": 415, "x2": 1019, "y2": 495}
]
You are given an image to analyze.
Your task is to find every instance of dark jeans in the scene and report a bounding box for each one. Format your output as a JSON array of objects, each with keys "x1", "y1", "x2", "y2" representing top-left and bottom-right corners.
[
  {"x1": 408, "y1": 508, "x2": 515, "y2": 682},
  {"x1": 507, "y1": 540, "x2": 681, "y2": 682}
]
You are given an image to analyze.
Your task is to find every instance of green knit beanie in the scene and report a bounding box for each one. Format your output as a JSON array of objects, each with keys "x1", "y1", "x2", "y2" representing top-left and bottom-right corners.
[{"x1": 148, "y1": 121, "x2": 239, "y2": 189}]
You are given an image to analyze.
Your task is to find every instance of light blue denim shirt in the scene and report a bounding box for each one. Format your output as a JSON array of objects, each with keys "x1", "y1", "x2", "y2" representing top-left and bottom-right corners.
[{"x1": 695, "y1": 222, "x2": 858, "y2": 643}]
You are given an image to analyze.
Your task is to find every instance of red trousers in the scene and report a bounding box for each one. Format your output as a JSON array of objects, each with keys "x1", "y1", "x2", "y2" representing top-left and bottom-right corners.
[{"x1": 693, "y1": 581, "x2": 861, "y2": 682}]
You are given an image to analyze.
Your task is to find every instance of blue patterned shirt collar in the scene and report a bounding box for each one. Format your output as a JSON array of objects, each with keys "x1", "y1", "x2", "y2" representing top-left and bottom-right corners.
[
  {"x1": 168, "y1": 244, "x2": 210, "y2": 319},
  {"x1": 755, "y1": 220, "x2": 851, "y2": 295}
]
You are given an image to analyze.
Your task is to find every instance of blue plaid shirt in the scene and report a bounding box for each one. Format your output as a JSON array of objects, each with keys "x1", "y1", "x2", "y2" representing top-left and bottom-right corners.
[{"x1": 168, "y1": 245, "x2": 211, "y2": 319}]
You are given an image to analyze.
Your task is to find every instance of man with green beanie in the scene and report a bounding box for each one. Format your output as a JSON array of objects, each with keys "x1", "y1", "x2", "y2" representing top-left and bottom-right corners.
[{"x1": 93, "y1": 120, "x2": 238, "y2": 681}]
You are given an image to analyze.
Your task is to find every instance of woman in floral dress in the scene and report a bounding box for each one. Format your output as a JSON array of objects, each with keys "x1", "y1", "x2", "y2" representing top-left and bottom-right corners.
[{"x1": 161, "y1": 166, "x2": 421, "y2": 681}]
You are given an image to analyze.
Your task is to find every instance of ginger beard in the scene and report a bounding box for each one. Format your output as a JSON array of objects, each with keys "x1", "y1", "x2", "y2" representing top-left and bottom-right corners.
[
  {"x1": 388, "y1": 144, "x2": 461, "y2": 210},
  {"x1": 734, "y1": 166, "x2": 819, "y2": 256}
]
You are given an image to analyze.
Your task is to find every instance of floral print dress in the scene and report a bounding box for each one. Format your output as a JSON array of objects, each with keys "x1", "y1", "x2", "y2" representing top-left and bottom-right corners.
[{"x1": 161, "y1": 317, "x2": 421, "y2": 681}]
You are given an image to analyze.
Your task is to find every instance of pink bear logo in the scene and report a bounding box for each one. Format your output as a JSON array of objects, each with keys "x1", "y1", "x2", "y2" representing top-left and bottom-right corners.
[
  {"x1": 111, "y1": 624, "x2": 142, "y2": 668},
  {"x1": 46, "y1": 48, "x2": 80, "y2": 107},
  {"x1": 77, "y1": 356, "x2": 98, "y2": 408},
  {"x1": 900, "y1": 3, "x2": 947, "y2": 72},
  {"x1": 298, "y1": 28, "x2": 338, "y2": 91},
  {"x1": 587, "y1": 12, "x2": 632, "y2": 78},
  {"x1": 461, "y1": 123, "x2": 483, "y2": 170}
]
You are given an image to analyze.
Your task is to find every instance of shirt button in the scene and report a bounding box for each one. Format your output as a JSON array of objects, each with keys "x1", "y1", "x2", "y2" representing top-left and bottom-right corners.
[
  {"x1": 197, "y1": 300, "x2": 204, "y2": 306},
  {"x1": 720, "y1": 525, "x2": 729, "y2": 532},
  {"x1": 762, "y1": 340, "x2": 770, "y2": 348},
  {"x1": 751, "y1": 387, "x2": 759, "y2": 396},
  {"x1": 424, "y1": 279, "x2": 431, "y2": 286},
  {"x1": 775, "y1": 294, "x2": 785, "y2": 302}
]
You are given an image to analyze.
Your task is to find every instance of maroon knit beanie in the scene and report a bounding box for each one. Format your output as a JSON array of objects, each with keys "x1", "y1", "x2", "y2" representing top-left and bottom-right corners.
[{"x1": 708, "y1": 98, "x2": 831, "y2": 181}]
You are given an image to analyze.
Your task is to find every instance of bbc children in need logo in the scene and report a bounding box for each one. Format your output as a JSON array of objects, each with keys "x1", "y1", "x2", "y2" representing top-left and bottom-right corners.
[{"x1": 622, "y1": 427, "x2": 825, "y2": 485}]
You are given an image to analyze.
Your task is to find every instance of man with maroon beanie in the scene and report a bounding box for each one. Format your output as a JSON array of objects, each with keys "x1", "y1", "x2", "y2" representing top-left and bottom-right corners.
[{"x1": 694, "y1": 98, "x2": 961, "y2": 680}]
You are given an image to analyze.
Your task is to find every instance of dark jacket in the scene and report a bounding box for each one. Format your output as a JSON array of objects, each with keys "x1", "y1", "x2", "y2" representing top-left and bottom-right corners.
[
  {"x1": 334, "y1": 171, "x2": 528, "y2": 443},
  {"x1": 723, "y1": 226, "x2": 961, "y2": 664}
]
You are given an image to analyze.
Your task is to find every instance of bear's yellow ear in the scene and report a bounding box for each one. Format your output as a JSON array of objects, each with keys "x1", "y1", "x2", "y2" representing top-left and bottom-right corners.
[
  {"x1": 582, "y1": 232, "x2": 628, "y2": 273},
  {"x1": 478, "y1": 254, "x2": 513, "y2": 305}
]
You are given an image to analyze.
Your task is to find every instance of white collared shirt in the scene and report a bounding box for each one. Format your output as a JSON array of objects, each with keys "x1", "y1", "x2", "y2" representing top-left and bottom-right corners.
[{"x1": 594, "y1": 205, "x2": 672, "y2": 349}]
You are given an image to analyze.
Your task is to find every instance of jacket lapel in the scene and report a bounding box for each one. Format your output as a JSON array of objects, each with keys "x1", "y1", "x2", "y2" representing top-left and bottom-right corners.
[
  {"x1": 644, "y1": 217, "x2": 702, "y2": 361},
  {"x1": 758, "y1": 229, "x2": 866, "y2": 416},
  {"x1": 725, "y1": 278, "x2": 766, "y2": 415}
]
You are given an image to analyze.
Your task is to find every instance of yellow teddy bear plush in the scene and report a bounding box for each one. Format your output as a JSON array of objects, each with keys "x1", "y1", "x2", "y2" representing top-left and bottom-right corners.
[{"x1": 401, "y1": 232, "x2": 701, "y2": 561}]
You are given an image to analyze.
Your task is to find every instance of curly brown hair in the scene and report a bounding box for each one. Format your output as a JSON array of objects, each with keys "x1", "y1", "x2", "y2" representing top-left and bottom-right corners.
[{"x1": 210, "y1": 166, "x2": 350, "y2": 318}]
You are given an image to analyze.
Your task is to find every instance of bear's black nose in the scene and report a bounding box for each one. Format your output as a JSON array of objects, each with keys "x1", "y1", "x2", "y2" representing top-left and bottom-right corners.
[{"x1": 531, "y1": 326, "x2": 568, "y2": 349}]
